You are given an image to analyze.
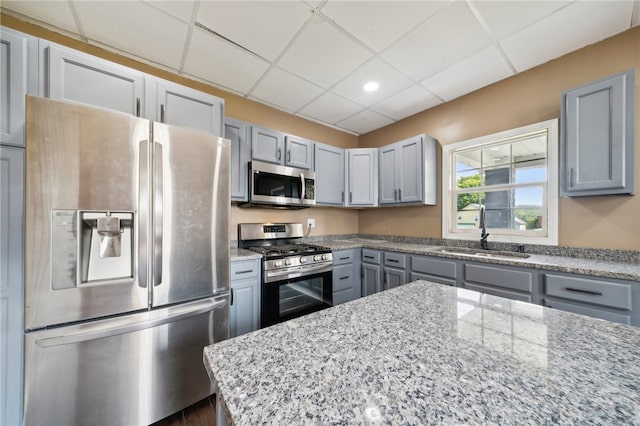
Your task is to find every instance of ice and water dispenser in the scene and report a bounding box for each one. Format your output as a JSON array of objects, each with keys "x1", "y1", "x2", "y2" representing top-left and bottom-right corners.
[{"x1": 51, "y1": 210, "x2": 134, "y2": 289}]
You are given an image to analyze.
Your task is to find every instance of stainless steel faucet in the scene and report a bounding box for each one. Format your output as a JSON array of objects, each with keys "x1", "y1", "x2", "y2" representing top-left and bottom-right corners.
[{"x1": 479, "y1": 206, "x2": 489, "y2": 250}]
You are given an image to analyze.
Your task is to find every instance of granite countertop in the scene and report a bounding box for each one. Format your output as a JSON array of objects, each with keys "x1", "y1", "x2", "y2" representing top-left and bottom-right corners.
[
  {"x1": 317, "y1": 238, "x2": 640, "y2": 281},
  {"x1": 204, "y1": 280, "x2": 640, "y2": 425},
  {"x1": 230, "y1": 248, "x2": 262, "y2": 261}
]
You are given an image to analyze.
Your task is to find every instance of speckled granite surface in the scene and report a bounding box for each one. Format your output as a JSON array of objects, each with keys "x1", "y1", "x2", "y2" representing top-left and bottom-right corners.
[
  {"x1": 204, "y1": 281, "x2": 640, "y2": 425},
  {"x1": 230, "y1": 248, "x2": 261, "y2": 261},
  {"x1": 312, "y1": 238, "x2": 640, "y2": 281}
]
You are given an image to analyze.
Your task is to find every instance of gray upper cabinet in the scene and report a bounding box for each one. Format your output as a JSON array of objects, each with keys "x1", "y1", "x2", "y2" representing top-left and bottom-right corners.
[
  {"x1": 1, "y1": 27, "x2": 37, "y2": 146},
  {"x1": 561, "y1": 69, "x2": 635, "y2": 196},
  {"x1": 225, "y1": 118, "x2": 250, "y2": 202},
  {"x1": 250, "y1": 125, "x2": 314, "y2": 170},
  {"x1": 314, "y1": 142, "x2": 344, "y2": 206},
  {"x1": 379, "y1": 134, "x2": 436, "y2": 205},
  {"x1": 345, "y1": 148, "x2": 378, "y2": 207},
  {"x1": 251, "y1": 125, "x2": 285, "y2": 165},
  {"x1": 284, "y1": 135, "x2": 314, "y2": 170},
  {"x1": 0, "y1": 146, "x2": 25, "y2": 426},
  {"x1": 40, "y1": 42, "x2": 144, "y2": 116},
  {"x1": 147, "y1": 79, "x2": 224, "y2": 136}
]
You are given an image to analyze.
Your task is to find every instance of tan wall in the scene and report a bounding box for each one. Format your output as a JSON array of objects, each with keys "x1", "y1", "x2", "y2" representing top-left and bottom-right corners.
[
  {"x1": 359, "y1": 27, "x2": 640, "y2": 251},
  {"x1": 2, "y1": 14, "x2": 359, "y2": 239}
]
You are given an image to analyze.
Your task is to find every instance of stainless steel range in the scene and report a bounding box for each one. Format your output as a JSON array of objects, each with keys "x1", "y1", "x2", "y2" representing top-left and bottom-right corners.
[{"x1": 238, "y1": 223, "x2": 333, "y2": 327}]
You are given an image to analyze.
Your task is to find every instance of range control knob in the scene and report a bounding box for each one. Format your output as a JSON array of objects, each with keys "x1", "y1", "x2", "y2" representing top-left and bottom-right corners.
[
  {"x1": 321, "y1": 254, "x2": 328, "y2": 260},
  {"x1": 284, "y1": 258, "x2": 292, "y2": 266},
  {"x1": 275, "y1": 260, "x2": 283, "y2": 267},
  {"x1": 313, "y1": 255, "x2": 321, "y2": 261},
  {"x1": 300, "y1": 256, "x2": 308, "y2": 264}
]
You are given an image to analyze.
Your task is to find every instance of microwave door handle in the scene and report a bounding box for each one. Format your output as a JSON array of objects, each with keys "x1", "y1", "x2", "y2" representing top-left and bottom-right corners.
[{"x1": 300, "y1": 172, "x2": 305, "y2": 202}]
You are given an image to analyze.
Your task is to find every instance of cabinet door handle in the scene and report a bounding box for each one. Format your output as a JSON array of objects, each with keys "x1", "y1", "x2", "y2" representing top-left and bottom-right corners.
[
  {"x1": 364, "y1": 255, "x2": 374, "y2": 259},
  {"x1": 160, "y1": 104, "x2": 165, "y2": 123},
  {"x1": 387, "y1": 259, "x2": 399, "y2": 263},
  {"x1": 341, "y1": 191, "x2": 344, "y2": 203},
  {"x1": 398, "y1": 189, "x2": 402, "y2": 201},
  {"x1": 393, "y1": 189, "x2": 397, "y2": 201},
  {"x1": 339, "y1": 276, "x2": 350, "y2": 280},
  {"x1": 339, "y1": 257, "x2": 350, "y2": 260},
  {"x1": 277, "y1": 148, "x2": 282, "y2": 160},
  {"x1": 565, "y1": 287, "x2": 603, "y2": 296},
  {"x1": 287, "y1": 150, "x2": 291, "y2": 162},
  {"x1": 230, "y1": 288, "x2": 234, "y2": 306},
  {"x1": 234, "y1": 269, "x2": 254, "y2": 275},
  {"x1": 569, "y1": 168, "x2": 574, "y2": 187},
  {"x1": 136, "y1": 97, "x2": 141, "y2": 117},
  {"x1": 349, "y1": 192, "x2": 353, "y2": 203}
]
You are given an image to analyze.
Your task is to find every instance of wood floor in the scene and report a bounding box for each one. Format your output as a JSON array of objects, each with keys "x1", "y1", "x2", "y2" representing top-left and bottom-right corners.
[{"x1": 152, "y1": 395, "x2": 216, "y2": 426}]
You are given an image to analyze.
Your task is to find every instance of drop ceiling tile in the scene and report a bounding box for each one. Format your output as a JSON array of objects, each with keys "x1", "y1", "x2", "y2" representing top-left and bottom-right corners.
[
  {"x1": 500, "y1": 1, "x2": 634, "y2": 72},
  {"x1": 74, "y1": 1, "x2": 188, "y2": 69},
  {"x1": 277, "y1": 15, "x2": 373, "y2": 88},
  {"x1": 196, "y1": 1, "x2": 311, "y2": 61},
  {"x1": 470, "y1": 1, "x2": 570, "y2": 40},
  {"x1": 371, "y1": 84, "x2": 442, "y2": 121},
  {"x1": 322, "y1": 1, "x2": 447, "y2": 52},
  {"x1": 2, "y1": 1, "x2": 78, "y2": 34},
  {"x1": 332, "y1": 57, "x2": 413, "y2": 107},
  {"x1": 144, "y1": 1, "x2": 196, "y2": 23},
  {"x1": 381, "y1": 1, "x2": 491, "y2": 81},
  {"x1": 183, "y1": 28, "x2": 270, "y2": 94},
  {"x1": 251, "y1": 67, "x2": 324, "y2": 113},
  {"x1": 299, "y1": 91, "x2": 364, "y2": 125},
  {"x1": 421, "y1": 46, "x2": 513, "y2": 102},
  {"x1": 337, "y1": 109, "x2": 394, "y2": 135}
]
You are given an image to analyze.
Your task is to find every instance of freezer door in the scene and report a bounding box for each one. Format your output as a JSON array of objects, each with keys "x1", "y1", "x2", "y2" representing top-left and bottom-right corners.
[
  {"x1": 23, "y1": 295, "x2": 229, "y2": 426},
  {"x1": 151, "y1": 123, "x2": 230, "y2": 306},
  {"x1": 25, "y1": 96, "x2": 150, "y2": 330}
]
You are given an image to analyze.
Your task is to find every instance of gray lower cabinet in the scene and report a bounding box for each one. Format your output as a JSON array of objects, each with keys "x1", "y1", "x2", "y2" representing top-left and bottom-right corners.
[
  {"x1": 0, "y1": 146, "x2": 25, "y2": 426},
  {"x1": 332, "y1": 249, "x2": 361, "y2": 305},
  {"x1": 383, "y1": 251, "x2": 407, "y2": 290},
  {"x1": 229, "y1": 259, "x2": 261, "y2": 337},
  {"x1": 409, "y1": 255, "x2": 459, "y2": 286},
  {"x1": 225, "y1": 118, "x2": 250, "y2": 202},
  {"x1": 315, "y1": 143, "x2": 345, "y2": 206},
  {"x1": 560, "y1": 69, "x2": 635, "y2": 196},
  {"x1": 361, "y1": 249, "x2": 382, "y2": 296},
  {"x1": 345, "y1": 148, "x2": 378, "y2": 207},
  {"x1": 463, "y1": 262, "x2": 538, "y2": 303},
  {"x1": 543, "y1": 272, "x2": 638, "y2": 326}
]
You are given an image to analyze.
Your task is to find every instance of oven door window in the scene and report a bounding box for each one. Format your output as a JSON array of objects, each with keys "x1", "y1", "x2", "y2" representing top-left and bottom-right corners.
[
  {"x1": 262, "y1": 271, "x2": 332, "y2": 327},
  {"x1": 254, "y1": 172, "x2": 302, "y2": 199}
]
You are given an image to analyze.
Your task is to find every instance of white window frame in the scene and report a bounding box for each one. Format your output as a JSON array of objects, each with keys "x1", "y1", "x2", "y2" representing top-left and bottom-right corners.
[{"x1": 442, "y1": 119, "x2": 558, "y2": 246}]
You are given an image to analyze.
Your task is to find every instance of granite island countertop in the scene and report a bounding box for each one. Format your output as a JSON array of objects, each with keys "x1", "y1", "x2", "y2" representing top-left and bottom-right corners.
[{"x1": 204, "y1": 280, "x2": 640, "y2": 425}]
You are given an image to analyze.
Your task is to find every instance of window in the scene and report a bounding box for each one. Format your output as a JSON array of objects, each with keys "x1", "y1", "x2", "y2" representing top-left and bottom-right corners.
[{"x1": 442, "y1": 119, "x2": 558, "y2": 245}]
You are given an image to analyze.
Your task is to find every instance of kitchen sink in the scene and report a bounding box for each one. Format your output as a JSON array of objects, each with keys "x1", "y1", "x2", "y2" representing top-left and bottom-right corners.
[{"x1": 429, "y1": 246, "x2": 531, "y2": 260}]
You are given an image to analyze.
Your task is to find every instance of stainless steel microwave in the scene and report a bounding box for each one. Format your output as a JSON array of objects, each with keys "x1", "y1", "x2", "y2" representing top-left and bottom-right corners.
[{"x1": 244, "y1": 160, "x2": 315, "y2": 208}]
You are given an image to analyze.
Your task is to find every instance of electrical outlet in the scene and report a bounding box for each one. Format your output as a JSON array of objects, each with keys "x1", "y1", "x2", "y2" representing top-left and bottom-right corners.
[{"x1": 307, "y1": 218, "x2": 315, "y2": 229}]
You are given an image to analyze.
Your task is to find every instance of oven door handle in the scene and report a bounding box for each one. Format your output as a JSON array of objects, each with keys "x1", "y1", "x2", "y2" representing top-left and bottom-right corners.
[
  {"x1": 265, "y1": 263, "x2": 332, "y2": 283},
  {"x1": 300, "y1": 172, "x2": 305, "y2": 202}
]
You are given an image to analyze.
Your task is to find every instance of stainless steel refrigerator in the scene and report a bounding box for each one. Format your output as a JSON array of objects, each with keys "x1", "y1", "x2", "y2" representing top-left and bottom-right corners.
[{"x1": 23, "y1": 96, "x2": 230, "y2": 426}]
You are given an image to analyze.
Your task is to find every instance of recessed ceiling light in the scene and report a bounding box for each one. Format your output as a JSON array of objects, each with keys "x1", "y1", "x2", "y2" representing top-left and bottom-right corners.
[{"x1": 363, "y1": 81, "x2": 379, "y2": 92}]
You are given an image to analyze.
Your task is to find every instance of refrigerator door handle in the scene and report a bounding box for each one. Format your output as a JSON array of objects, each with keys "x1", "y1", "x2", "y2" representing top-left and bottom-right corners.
[
  {"x1": 154, "y1": 141, "x2": 163, "y2": 286},
  {"x1": 138, "y1": 140, "x2": 149, "y2": 288},
  {"x1": 34, "y1": 297, "x2": 227, "y2": 348}
]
